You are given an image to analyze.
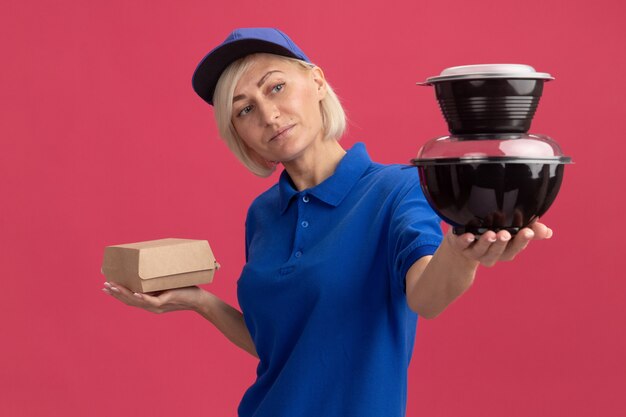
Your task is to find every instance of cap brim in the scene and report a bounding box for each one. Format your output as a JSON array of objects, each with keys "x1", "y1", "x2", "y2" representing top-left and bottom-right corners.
[{"x1": 192, "y1": 39, "x2": 302, "y2": 105}]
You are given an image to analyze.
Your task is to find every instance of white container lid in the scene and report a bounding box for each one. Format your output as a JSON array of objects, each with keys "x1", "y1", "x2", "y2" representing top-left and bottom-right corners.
[{"x1": 418, "y1": 64, "x2": 554, "y2": 85}]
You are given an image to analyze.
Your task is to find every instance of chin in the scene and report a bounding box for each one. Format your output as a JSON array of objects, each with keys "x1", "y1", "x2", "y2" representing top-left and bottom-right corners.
[{"x1": 270, "y1": 137, "x2": 309, "y2": 161}]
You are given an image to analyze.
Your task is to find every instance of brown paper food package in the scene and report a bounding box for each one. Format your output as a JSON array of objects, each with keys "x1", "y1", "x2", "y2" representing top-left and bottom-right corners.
[{"x1": 101, "y1": 238, "x2": 219, "y2": 293}]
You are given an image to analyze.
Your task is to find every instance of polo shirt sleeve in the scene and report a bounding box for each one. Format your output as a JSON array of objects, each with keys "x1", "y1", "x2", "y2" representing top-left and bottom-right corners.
[{"x1": 387, "y1": 176, "x2": 443, "y2": 293}]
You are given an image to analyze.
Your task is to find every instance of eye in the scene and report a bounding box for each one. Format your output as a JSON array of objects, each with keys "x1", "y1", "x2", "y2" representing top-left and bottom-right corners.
[
  {"x1": 237, "y1": 105, "x2": 253, "y2": 117},
  {"x1": 271, "y1": 83, "x2": 285, "y2": 93}
]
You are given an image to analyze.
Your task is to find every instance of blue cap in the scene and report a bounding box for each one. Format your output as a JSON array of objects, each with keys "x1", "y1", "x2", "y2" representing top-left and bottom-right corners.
[{"x1": 192, "y1": 28, "x2": 310, "y2": 106}]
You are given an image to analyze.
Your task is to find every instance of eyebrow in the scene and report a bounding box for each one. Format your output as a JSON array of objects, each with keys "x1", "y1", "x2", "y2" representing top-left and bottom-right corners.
[{"x1": 232, "y1": 70, "x2": 283, "y2": 103}]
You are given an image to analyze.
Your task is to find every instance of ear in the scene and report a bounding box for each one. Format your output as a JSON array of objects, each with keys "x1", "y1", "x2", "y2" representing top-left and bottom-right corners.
[{"x1": 310, "y1": 66, "x2": 327, "y2": 101}]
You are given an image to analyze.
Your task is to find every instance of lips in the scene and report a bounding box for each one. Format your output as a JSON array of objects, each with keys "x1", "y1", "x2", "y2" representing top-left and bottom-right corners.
[{"x1": 269, "y1": 124, "x2": 294, "y2": 142}]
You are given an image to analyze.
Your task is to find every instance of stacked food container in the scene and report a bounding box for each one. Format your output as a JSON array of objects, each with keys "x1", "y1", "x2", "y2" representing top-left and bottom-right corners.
[{"x1": 412, "y1": 64, "x2": 572, "y2": 235}]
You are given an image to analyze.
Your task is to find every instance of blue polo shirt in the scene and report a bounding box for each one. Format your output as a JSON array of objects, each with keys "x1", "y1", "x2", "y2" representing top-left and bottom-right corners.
[{"x1": 237, "y1": 143, "x2": 443, "y2": 417}]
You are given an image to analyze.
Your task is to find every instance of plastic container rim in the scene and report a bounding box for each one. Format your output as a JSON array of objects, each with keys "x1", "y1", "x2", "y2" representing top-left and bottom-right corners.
[
  {"x1": 417, "y1": 73, "x2": 554, "y2": 85},
  {"x1": 410, "y1": 156, "x2": 573, "y2": 166}
]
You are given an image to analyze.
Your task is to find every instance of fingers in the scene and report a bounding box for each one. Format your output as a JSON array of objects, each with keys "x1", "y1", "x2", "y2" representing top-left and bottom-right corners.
[
  {"x1": 102, "y1": 281, "x2": 127, "y2": 297},
  {"x1": 466, "y1": 230, "x2": 512, "y2": 267},
  {"x1": 529, "y1": 221, "x2": 553, "y2": 240},
  {"x1": 132, "y1": 291, "x2": 165, "y2": 311},
  {"x1": 449, "y1": 222, "x2": 554, "y2": 267},
  {"x1": 103, "y1": 281, "x2": 135, "y2": 300},
  {"x1": 448, "y1": 230, "x2": 511, "y2": 267},
  {"x1": 500, "y1": 228, "x2": 534, "y2": 261},
  {"x1": 102, "y1": 281, "x2": 164, "y2": 313},
  {"x1": 446, "y1": 230, "x2": 477, "y2": 252}
]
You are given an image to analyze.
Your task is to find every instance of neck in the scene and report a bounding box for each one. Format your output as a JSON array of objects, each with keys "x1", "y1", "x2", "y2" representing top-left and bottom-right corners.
[{"x1": 282, "y1": 138, "x2": 346, "y2": 191}]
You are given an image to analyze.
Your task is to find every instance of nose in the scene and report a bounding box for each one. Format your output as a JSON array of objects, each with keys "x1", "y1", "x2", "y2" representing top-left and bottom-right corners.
[{"x1": 258, "y1": 101, "x2": 280, "y2": 125}]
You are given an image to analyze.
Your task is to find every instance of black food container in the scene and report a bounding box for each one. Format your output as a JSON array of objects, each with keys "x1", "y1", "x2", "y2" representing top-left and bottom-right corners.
[
  {"x1": 417, "y1": 64, "x2": 554, "y2": 134},
  {"x1": 411, "y1": 134, "x2": 572, "y2": 235}
]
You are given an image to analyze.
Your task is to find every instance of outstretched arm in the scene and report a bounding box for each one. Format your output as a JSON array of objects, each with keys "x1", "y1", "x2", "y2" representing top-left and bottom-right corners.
[{"x1": 405, "y1": 221, "x2": 553, "y2": 319}]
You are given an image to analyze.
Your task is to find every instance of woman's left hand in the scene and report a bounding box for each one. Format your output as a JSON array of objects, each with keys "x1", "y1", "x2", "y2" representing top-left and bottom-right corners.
[{"x1": 446, "y1": 220, "x2": 553, "y2": 268}]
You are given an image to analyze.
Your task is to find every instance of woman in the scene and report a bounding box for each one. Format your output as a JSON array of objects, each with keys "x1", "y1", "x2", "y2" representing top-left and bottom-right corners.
[{"x1": 102, "y1": 28, "x2": 552, "y2": 417}]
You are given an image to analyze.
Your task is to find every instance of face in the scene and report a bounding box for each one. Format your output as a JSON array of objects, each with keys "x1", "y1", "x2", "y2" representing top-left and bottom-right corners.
[{"x1": 231, "y1": 54, "x2": 327, "y2": 164}]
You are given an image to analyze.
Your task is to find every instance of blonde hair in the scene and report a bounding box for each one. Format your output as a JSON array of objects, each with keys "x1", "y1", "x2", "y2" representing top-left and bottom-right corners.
[{"x1": 213, "y1": 53, "x2": 347, "y2": 177}]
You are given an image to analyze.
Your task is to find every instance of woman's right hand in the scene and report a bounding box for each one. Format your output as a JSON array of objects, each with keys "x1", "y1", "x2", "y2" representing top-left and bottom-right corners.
[{"x1": 102, "y1": 281, "x2": 206, "y2": 314}]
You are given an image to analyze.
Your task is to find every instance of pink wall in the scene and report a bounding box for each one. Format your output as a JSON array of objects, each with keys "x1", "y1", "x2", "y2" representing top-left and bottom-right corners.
[{"x1": 2, "y1": 0, "x2": 624, "y2": 415}]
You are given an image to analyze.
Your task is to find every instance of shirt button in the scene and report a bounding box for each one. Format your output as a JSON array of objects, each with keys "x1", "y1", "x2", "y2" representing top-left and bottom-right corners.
[
  {"x1": 302, "y1": 195, "x2": 310, "y2": 203},
  {"x1": 301, "y1": 221, "x2": 309, "y2": 228},
  {"x1": 295, "y1": 251, "x2": 303, "y2": 258}
]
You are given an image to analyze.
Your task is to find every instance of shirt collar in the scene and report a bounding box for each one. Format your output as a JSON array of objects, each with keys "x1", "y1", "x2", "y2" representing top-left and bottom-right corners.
[{"x1": 278, "y1": 142, "x2": 372, "y2": 214}]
